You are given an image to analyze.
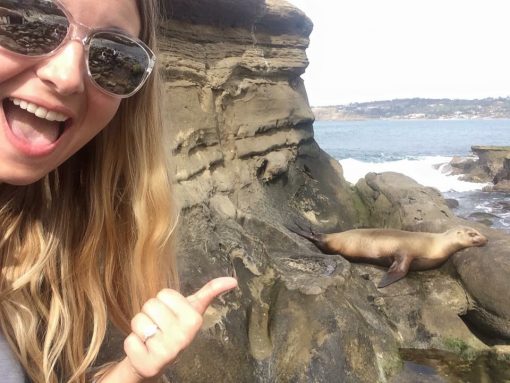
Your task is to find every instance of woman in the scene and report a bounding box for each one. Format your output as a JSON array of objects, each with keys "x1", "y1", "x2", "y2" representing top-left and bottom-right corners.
[{"x1": 0, "y1": 0, "x2": 237, "y2": 382}]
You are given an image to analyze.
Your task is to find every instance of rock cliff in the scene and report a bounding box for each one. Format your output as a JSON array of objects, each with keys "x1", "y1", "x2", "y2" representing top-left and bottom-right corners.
[
  {"x1": 101, "y1": 1, "x2": 510, "y2": 381},
  {"x1": 448, "y1": 146, "x2": 510, "y2": 191}
]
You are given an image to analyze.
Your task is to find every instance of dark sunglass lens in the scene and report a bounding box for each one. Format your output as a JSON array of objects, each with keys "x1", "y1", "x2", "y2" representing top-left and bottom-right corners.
[
  {"x1": 0, "y1": 0, "x2": 68, "y2": 55},
  {"x1": 88, "y1": 32, "x2": 150, "y2": 96}
]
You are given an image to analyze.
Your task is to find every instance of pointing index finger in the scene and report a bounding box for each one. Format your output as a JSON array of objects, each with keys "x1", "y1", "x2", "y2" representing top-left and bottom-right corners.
[{"x1": 186, "y1": 277, "x2": 238, "y2": 315}]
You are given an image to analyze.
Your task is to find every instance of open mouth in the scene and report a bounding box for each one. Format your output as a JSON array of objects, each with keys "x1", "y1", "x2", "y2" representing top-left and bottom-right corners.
[{"x1": 2, "y1": 97, "x2": 71, "y2": 146}]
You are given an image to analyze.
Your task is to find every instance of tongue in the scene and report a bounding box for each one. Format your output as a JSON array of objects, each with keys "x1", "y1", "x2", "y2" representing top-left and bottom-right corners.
[{"x1": 4, "y1": 101, "x2": 61, "y2": 146}]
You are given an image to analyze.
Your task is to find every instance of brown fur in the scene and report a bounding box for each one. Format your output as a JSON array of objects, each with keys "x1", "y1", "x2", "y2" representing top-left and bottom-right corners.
[{"x1": 289, "y1": 226, "x2": 488, "y2": 287}]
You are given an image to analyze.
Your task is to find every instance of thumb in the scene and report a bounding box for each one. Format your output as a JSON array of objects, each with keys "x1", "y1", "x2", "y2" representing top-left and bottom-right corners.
[{"x1": 186, "y1": 277, "x2": 238, "y2": 315}]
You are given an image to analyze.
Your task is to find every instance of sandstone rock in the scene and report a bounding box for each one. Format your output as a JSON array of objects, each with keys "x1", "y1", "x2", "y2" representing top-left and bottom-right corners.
[
  {"x1": 492, "y1": 157, "x2": 510, "y2": 192},
  {"x1": 454, "y1": 228, "x2": 510, "y2": 340},
  {"x1": 492, "y1": 179, "x2": 510, "y2": 192},
  {"x1": 99, "y1": 2, "x2": 510, "y2": 382},
  {"x1": 448, "y1": 155, "x2": 477, "y2": 175},
  {"x1": 355, "y1": 172, "x2": 452, "y2": 230},
  {"x1": 472, "y1": 146, "x2": 510, "y2": 177},
  {"x1": 448, "y1": 146, "x2": 510, "y2": 189}
]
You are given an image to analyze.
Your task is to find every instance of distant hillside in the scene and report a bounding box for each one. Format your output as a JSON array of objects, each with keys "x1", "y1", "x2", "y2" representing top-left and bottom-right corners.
[{"x1": 312, "y1": 97, "x2": 510, "y2": 120}]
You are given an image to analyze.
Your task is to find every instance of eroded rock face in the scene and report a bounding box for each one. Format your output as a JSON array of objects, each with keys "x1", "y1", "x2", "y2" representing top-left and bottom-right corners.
[
  {"x1": 448, "y1": 146, "x2": 510, "y2": 191},
  {"x1": 101, "y1": 1, "x2": 510, "y2": 381},
  {"x1": 158, "y1": 1, "x2": 396, "y2": 381}
]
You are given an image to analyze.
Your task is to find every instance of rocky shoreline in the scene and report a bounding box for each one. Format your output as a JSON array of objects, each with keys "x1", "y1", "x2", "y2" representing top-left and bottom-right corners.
[
  {"x1": 446, "y1": 146, "x2": 510, "y2": 192},
  {"x1": 312, "y1": 98, "x2": 510, "y2": 120},
  {"x1": 98, "y1": 1, "x2": 510, "y2": 381}
]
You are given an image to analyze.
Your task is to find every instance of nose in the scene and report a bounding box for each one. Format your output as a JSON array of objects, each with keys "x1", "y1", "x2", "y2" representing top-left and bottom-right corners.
[{"x1": 35, "y1": 41, "x2": 86, "y2": 96}]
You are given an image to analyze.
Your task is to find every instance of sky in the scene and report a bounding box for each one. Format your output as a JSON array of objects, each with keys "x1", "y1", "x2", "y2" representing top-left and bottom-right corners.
[{"x1": 286, "y1": 0, "x2": 510, "y2": 106}]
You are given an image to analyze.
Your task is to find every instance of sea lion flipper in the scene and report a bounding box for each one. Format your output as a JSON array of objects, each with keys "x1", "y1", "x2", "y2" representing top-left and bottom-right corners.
[
  {"x1": 378, "y1": 268, "x2": 407, "y2": 288},
  {"x1": 377, "y1": 254, "x2": 412, "y2": 288}
]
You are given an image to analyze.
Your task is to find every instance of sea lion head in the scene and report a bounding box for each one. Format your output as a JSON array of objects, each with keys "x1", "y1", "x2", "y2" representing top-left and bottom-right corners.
[{"x1": 452, "y1": 226, "x2": 488, "y2": 247}]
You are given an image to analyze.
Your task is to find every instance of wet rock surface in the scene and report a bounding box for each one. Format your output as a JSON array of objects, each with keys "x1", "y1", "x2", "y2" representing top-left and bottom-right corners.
[{"x1": 448, "y1": 146, "x2": 510, "y2": 191}]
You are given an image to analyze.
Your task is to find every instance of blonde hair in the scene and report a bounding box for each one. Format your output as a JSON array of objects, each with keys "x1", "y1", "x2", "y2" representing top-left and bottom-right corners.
[{"x1": 0, "y1": 1, "x2": 178, "y2": 382}]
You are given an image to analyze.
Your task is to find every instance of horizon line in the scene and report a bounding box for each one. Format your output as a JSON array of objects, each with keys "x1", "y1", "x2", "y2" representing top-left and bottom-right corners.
[{"x1": 311, "y1": 95, "x2": 510, "y2": 108}]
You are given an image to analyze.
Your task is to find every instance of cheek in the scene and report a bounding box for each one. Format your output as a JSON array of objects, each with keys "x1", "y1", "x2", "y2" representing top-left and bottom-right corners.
[
  {"x1": 85, "y1": 90, "x2": 122, "y2": 134},
  {"x1": 65, "y1": 89, "x2": 122, "y2": 158},
  {"x1": 0, "y1": 53, "x2": 33, "y2": 85}
]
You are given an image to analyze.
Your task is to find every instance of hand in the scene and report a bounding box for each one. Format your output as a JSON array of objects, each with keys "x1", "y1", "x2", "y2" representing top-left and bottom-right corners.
[{"x1": 123, "y1": 277, "x2": 238, "y2": 379}]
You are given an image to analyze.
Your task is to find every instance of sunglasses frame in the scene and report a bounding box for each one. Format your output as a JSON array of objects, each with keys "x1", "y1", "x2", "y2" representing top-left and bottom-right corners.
[{"x1": 0, "y1": 0, "x2": 156, "y2": 98}]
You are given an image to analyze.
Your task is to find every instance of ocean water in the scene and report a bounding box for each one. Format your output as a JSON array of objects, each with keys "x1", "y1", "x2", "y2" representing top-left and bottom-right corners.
[{"x1": 313, "y1": 119, "x2": 510, "y2": 231}]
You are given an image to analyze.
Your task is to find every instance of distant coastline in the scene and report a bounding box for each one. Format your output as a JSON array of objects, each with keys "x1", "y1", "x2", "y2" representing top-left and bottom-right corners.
[{"x1": 312, "y1": 97, "x2": 510, "y2": 121}]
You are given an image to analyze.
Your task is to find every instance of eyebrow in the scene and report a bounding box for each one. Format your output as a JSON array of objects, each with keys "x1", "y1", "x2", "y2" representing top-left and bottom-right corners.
[
  {"x1": 99, "y1": 23, "x2": 139, "y2": 37},
  {"x1": 62, "y1": 1, "x2": 141, "y2": 37},
  {"x1": 100, "y1": 8, "x2": 141, "y2": 37}
]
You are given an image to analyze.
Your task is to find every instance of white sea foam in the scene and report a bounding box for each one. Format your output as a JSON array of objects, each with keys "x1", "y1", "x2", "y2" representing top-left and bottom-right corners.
[{"x1": 339, "y1": 156, "x2": 489, "y2": 192}]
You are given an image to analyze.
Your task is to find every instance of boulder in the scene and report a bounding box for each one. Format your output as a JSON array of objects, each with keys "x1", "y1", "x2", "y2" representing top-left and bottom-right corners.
[
  {"x1": 354, "y1": 172, "x2": 453, "y2": 231},
  {"x1": 492, "y1": 157, "x2": 510, "y2": 192},
  {"x1": 472, "y1": 146, "x2": 510, "y2": 178},
  {"x1": 454, "y1": 228, "x2": 510, "y2": 340},
  {"x1": 448, "y1": 146, "x2": 510, "y2": 189}
]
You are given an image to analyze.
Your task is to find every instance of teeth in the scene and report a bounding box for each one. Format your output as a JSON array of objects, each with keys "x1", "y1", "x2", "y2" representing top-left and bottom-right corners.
[{"x1": 9, "y1": 97, "x2": 69, "y2": 122}]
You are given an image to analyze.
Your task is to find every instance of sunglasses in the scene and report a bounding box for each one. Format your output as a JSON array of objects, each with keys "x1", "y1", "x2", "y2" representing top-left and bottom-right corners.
[{"x1": 0, "y1": 0, "x2": 155, "y2": 98}]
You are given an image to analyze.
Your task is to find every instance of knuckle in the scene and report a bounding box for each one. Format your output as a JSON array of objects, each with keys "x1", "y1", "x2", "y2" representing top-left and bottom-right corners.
[
  {"x1": 130, "y1": 313, "x2": 143, "y2": 330},
  {"x1": 156, "y1": 288, "x2": 179, "y2": 302},
  {"x1": 157, "y1": 288, "x2": 176, "y2": 297},
  {"x1": 123, "y1": 336, "x2": 170, "y2": 378},
  {"x1": 142, "y1": 298, "x2": 159, "y2": 312},
  {"x1": 123, "y1": 334, "x2": 139, "y2": 354}
]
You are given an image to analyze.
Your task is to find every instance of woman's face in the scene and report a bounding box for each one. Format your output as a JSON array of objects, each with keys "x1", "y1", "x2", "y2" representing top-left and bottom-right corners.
[{"x1": 0, "y1": 0, "x2": 141, "y2": 185}]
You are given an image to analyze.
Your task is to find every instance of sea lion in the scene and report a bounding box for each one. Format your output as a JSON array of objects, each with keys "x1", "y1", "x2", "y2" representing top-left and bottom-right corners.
[{"x1": 288, "y1": 225, "x2": 488, "y2": 288}]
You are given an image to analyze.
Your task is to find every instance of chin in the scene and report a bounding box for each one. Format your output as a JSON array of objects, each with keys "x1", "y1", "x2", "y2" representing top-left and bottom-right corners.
[{"x1": 0, "y1": 168, "x2": 47, "y2": 186}]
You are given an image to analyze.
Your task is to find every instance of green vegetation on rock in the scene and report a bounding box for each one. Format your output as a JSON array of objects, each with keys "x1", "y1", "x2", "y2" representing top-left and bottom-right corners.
[{"x1": 443, "y1": 337, "x2": 478, "y2": 360}]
